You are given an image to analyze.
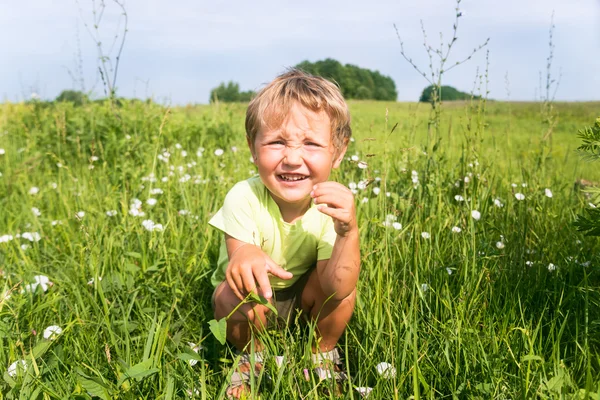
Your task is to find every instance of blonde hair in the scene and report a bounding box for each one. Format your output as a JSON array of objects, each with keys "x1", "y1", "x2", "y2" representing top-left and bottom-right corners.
[{"x1": 245, "y1": 69, "x2": 351, "y2": 151}]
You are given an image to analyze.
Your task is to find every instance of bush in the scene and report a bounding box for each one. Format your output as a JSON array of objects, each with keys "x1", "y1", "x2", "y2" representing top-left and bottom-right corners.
[
  {"x1": 209, "y1": 82, "x2": 255, "y2": 103},
  {"x1": 419, "y1": 85, "x2": 479, "y2": 103},
  {"x1": 55, "y1": 90, "x2": 89, "y2": 106}
]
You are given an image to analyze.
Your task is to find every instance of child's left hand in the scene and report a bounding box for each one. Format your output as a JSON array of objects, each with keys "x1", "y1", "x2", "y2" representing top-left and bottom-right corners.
[{"x1": 311, "y1": 182, "x2": 357, "y2": 237}]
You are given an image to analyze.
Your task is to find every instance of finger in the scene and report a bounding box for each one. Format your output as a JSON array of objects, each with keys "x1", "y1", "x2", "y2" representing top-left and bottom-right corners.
[
  {"x1": 226, "y1": 271, "x2": 245, "y2": 301},
  {"x1": 240, "y1": 265, "x2": 258, "y2": 295},
  {"x1": 317, "y1": 204, "x2": 352, "y2": 221},
  {"x1": 265, "y1": 260, "x2": 294, "y2": 280},
  {"x1": 253, "y1": 267, "x2": 273, "y2": 299},
  {"x1": 313, "y1": 193, "x2": 353, "y2": 209}
]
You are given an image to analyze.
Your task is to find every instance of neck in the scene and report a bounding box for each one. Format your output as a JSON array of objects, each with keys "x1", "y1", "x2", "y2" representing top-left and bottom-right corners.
[{"x1": 271, "y1": 195, "x2": 311, "y2": 224}]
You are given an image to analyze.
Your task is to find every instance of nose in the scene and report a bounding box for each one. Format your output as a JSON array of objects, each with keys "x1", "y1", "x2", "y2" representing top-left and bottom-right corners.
[{"x1": 283, "y1": 144, "x2": 303, "y2": 166}]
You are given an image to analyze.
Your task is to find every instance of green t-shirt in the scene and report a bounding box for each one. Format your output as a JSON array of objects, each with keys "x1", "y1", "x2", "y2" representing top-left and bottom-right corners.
[{"x1": 209, "y1": 176, "x2": 336, "y2": 289}]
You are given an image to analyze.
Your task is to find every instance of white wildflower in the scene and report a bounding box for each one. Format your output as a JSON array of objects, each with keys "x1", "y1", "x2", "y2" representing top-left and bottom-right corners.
[
  {"x1": 355, "y1": 387, "x2": 373, "y2": 398},
  {"x1": 522, "y1": 182, "x2": 527, "y2": 187},
  {"x1": 43, "y1": 325, "x2": 62, "y2": 340},
  {"x1": 106, "y1": 210, "x2": 117, "y2": 217},
  {"x1": 375, "y1": 362, "x2": 396, "y2": 378},
  {"x1": 451, "y1": 226, "x2": 462, "y2": 233},
  {"x1": 421, "y1": 232, "x2": 430, "y2": 239},
  {"x1": 357, "y1": 161, "x2": 368, "y2": 169},
  {"x1": 547, "y1": 263, "x2": 556, "y2": 272},
  {"x1": 493, "y1": 198, "x2": 504, "y2": 208},
  {"x1": 29, "y1": 187, "x2": 39, "y2": 195},
  {"x1": 90, "y1": 156, "x2": 99, "y2": 162},
  {"x1": 544, "y1": 188, "x2": 553, "y2": 198},
  {"x1": 51, "y1": 220, "x2": 62, "y2": 226},
  {"x1": 146, "y1": 198, "x2": 157, "y2": 206},
  {"x1": 87, "y1": 276, "x2": 102, "y2": 285},
  {"x1": 372, "y1": 187, "x2": 380, "y2": 195},
  {"x1": 21, "y1": 232, "x2": 41, "y2": 242},
  {"x1": 471, "y1": 210, "x2": 481, "y2": 220},
  {"x1": 214, "y1": 148, "x2": 224, "y2": 156},
  {"x1": 386, "y1": 192, "x2": 391, "y2": 197},
  {"x1": 0, "y1": 148, "x2": 5, "y2": 155},
  {"x1": 392, "y1": 222, "x2": 402, "y2": 230},
  {"x1": 421, "y1": 283, "x2": 429, "y2": 292},
  {"x1": 525, "y1": 261, "x2": 533, "y2": 267},
  {"x1": 496, "y1": 241, "x2": 505, "y2": 249},
  {"x1": 142, "y1": 220, "x2": 164, "y2": 232},
  {"x1": 21, "y1": 244, "x2": 29, "y2": 250},
  {"x1": 23, "y1": 275, "x2": 53, "y2": 293},
  {"x1": 454, "y1": 195, "x2": 464, "y2": 202},
  {"x1": 149, "y1": 188, "x2": 163, "y2": 195},
  {"x1": 0, "y1": 234, "x2": 14, "y2": 243},
  {"x1": 590, "y1": 203, "x2": 597, "y2": 208},
  {"x1": 129, "y1": 199, "x2": 145, "y2": 217},
  {"x1": 464, "y1": 176, "x2": 470, "y2": 183},
  {"x1": 357, "y1": 180, "x2": 368, "y2": 190},
  {"x1": 31, "y1": 207, "x2": 41, "y2": 217},
  {"x1": 187, "y1": 342, "x2": 203, "y2": 366},
  {"x1": 7, "y1": 360, "x2": 27, "y2": 378},
  {"x1": 515, "y1": 193, "x2": 525, "y2": 201},
  {"x1": 383, "y1": 214, "x2": 397, "y2": 227},
  {"x1": 178, "y1": 209, "x2": 190, "y2": 216},
  {"x1": 511, "y1": 183, "x2": 517, "y2": 188},
  {"x1": 350, "y1": 155, "x2": 359, "y2": 162},
  {"x1": 361, "y1": 197, "x2": 368, "y2": 204},
  {"x1": 446, "y1": 268, "x2": 453, "y2": 275},
  {"x1": 125, "y1": 134, "x2": 132, "y2": 140},
  {"x1": 175, "y1": 143, "x2": 182, "y2": 149},
  {"x1": 348, "y1": 182, "x2": 357, "y2": 190},
  {"x1": 197, "y1": 147, "x2": 205, "y2": 157}
]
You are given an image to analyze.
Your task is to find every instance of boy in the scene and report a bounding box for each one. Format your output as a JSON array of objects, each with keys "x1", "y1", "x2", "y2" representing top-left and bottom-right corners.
[{"x1": 210, "y1": 69, "x2": 360, "y2": 398}]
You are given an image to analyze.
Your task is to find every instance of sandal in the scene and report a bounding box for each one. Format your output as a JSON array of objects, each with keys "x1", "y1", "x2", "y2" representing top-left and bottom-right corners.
[
  {"x1": 226, "y1": 351, "x2": 264, "y2": 399},
  {"x1": 311, "y1": 348, "x2": 348, "y2": 396}
]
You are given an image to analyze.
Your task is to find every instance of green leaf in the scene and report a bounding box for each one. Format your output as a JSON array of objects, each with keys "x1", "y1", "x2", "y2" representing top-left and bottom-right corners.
[
  {"x1": 125, "y1": 252, "x2": 142, "y2": 259},
  {"x1": 117, "y1": 359, "x2": 159, "y2": 386},
  {"x1": 248, "y1": 292, "x2": 278, "y2": 315},
  {"x1": 31, "y1": 340, "x2": 53, "y2": 358},
  {"x1": 177, "y1": 352, "x2": 202, "y2": 364},
  {"x1": 78, "y1": 376, "x2": 111, "y2": 400},
  {"x1": 209, "y1": 318, "x2": 227, "y2": 345},
  {"x1": 521, "y1": 354, "x2": 544, "y2": 362}
]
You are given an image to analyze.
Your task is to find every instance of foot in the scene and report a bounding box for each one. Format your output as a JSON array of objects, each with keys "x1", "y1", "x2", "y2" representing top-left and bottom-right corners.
[{"x1": 227, "y1": 353, "x2": 263, "y2": 399}]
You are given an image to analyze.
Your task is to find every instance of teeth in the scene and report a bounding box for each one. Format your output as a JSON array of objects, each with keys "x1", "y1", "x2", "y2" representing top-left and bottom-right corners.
[{"x1": 280, "y1": 175, "x2": 306, "y2": 181}]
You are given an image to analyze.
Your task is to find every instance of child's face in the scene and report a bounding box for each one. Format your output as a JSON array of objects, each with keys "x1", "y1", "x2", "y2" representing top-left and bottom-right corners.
[{"x1": 250, "y1": 102, "x2": 346, "y2": 210}]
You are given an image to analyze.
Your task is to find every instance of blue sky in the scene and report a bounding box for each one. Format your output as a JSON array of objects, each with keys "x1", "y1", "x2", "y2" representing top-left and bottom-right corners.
[{"x1": 1, "y1": 0, "x2": 599, "y2": 104}]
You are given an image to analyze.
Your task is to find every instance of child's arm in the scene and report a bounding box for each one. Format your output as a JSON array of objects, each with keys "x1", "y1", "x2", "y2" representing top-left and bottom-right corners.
[
  {"x1": 224, "y1": 234, "x2": 293, "y2": 301},
  {"x1": 311, "y1": 182, "x2": 360, "y2": 301}
]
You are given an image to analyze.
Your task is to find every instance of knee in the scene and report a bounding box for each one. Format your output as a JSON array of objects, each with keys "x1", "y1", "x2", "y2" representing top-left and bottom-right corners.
[{"x1": 213, "y1": 281, "x2": 270, "y2": 325}]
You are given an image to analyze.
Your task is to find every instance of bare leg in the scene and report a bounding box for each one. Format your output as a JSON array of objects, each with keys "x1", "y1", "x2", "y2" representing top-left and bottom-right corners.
[
  {"x1": 300, "y1": 269, "x2": 356, "y2": 352},
  {"x1": 213, "y1": 281, "x2": 270, "y2": 398}
]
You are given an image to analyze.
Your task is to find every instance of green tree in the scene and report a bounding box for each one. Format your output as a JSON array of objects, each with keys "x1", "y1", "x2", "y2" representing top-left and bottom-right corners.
[
  {"x1": 55, "y1": 90, "x2": 89, "y2": 106},
  {"x1": 574, "y1": 117, "x2": 600, "y2": 236},
  {"x1": 419, "y1": 85, "x2": 478, "y2": 103},
  {"x1": 209, "y1": 81, "x2": 255, "y2": 103},
  {"x1": 295, "y1": 59, "x2": 397, "y2": 101}
]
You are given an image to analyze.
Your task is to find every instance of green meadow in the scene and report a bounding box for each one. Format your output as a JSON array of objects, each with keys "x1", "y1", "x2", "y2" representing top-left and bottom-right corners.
[{"x1": 0, "y1": 99, "x2": 599, "y2": 399}]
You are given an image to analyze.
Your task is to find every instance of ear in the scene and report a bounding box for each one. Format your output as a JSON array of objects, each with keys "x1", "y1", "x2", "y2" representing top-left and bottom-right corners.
[{"x1": 332, "y1": 141, "x2": 348, "y2": 169}]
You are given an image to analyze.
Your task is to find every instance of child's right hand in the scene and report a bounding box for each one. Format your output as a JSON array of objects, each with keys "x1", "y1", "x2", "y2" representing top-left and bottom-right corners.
[{"x1": 225, "y1": 235, "x2": 293, "y2": 301}]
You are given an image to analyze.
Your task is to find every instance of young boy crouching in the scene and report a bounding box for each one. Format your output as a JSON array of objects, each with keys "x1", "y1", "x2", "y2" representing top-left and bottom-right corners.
[{"x1": 209, "y1": 69, "x2": 360, "y2": 398}]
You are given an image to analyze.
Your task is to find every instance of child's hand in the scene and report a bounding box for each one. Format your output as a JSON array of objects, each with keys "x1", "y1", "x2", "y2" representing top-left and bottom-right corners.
[
  {"x1": 311, "y1": 182, "x2": 357, "y2": 237},
  {"x1": 225, "y1": 239, "x2": 293, "y2": 301}
]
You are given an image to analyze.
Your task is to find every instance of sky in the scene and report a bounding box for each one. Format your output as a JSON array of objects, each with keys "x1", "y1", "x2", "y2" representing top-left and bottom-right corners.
[{"x1": 1, "y1": 0, "x2": 599, "y2": 104}]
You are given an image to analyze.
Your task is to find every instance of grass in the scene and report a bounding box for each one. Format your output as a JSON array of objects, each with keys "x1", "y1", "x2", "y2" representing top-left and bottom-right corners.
[{"x1": 0, "y1": 99, "x2": 599, "y2": 399}]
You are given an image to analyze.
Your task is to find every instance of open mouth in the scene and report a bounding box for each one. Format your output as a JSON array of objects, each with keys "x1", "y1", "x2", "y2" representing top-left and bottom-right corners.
[{"x1": 278, "y1": 174, "x2": 308, "y2": 182}]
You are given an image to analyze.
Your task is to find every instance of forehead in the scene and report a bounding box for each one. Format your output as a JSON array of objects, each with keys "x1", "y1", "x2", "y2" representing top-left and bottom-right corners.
[{"x1": 260, "y1": 102, "x2": 331, "y2": 137}]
